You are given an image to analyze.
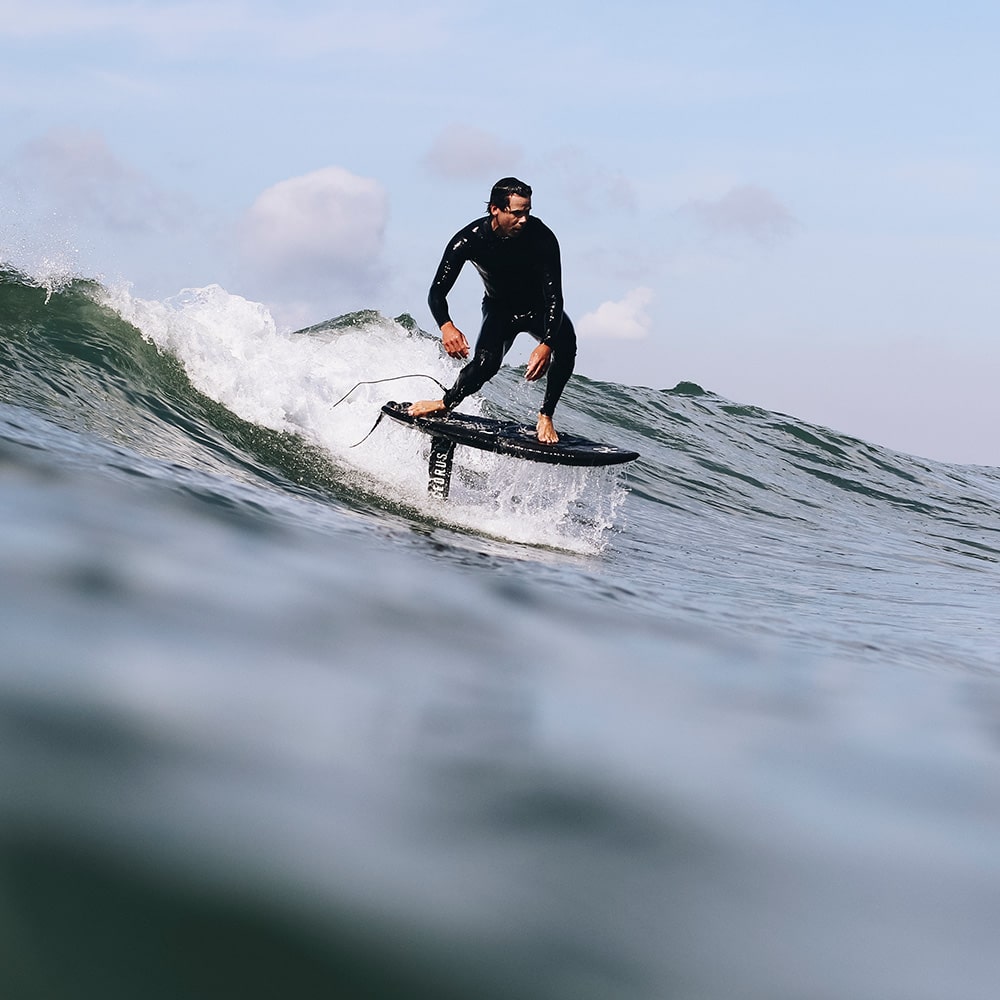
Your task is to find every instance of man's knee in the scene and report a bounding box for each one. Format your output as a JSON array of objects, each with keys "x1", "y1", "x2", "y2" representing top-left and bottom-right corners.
[
  {"x1": 552, "y1": 335, "x2": 576, "y2": 371},
  {"x1": 555, "y1": 316, "x2": 577, "y2": 359},
  {"x1": 473, "y1": 347, "x2": 504, "y2": 381}
]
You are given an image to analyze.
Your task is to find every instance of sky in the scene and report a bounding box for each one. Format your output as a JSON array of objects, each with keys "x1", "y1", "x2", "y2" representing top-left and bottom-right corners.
[{"x1": 2, "y1": 0, "x2": 999, "y2": 465}]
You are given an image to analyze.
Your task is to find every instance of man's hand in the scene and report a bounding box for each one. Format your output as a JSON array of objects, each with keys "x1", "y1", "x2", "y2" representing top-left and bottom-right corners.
[
  {"x1": 525, "y1": 343, "x2": 552, "y2": 381},
  {"x1": 441, "y1": 322, "x2": 469, "y2": 359}
]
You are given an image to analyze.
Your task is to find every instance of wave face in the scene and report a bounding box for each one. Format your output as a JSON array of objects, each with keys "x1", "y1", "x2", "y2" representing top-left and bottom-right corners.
[{"x1": 2, "y1": 266, "x2": 1000, "y2": 1000}]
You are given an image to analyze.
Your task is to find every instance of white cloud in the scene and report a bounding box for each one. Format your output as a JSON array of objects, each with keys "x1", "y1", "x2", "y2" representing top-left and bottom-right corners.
[
  {"x1": 684, "y1": 184, "x2": 796, "y2": 242},
  {"x1": 3, "y1": 127, "x2": 187, "y2": 233},
  {"x1": 239, "y1": 166, "x2": 388, "y2": 294},
  {"x1": 577, "y1": 287, "x2": 654, "y2": 340},
  {"x1": 422, "y1": 125, "x2": 522, "y2": 180}
]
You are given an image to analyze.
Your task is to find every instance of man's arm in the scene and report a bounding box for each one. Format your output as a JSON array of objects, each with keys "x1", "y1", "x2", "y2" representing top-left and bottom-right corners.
[
  {"x1": 428, "y1": 231, "x2": 470, "y2": 328},
  {"x1": 537, "y1": 228, "x2": 565, "y2": 346},
  {"x1": 428, "y1": 230, "x2": 472, "y2": 358}
]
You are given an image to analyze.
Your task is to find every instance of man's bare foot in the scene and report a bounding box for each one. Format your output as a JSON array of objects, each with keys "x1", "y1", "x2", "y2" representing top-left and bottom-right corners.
[
  {"x1": 408, "y1": 399, "x2": 448, "y2": 417},
  {"x1": 536, "y1": 413, "x2": 559, "y2": 444}
]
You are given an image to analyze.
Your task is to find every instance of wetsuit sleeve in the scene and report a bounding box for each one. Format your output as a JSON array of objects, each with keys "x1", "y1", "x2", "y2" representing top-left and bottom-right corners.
[
  {"x1": 539, "y1": 229, "x2": 565, "y2": 346},
  {"x1": 427, "y1": 228, "x2": 472, "y2": 328}
]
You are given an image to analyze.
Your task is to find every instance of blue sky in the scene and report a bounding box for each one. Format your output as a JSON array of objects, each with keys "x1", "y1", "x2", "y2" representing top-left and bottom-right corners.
[{"x1": 2, "y1": 1, "x2": 999, "y2": 464}]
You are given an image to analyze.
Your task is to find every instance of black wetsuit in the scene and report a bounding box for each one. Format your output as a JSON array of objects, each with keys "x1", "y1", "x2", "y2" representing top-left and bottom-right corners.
[{"x1": 428, "y1": 215, "x2": 577, "y2": 416}]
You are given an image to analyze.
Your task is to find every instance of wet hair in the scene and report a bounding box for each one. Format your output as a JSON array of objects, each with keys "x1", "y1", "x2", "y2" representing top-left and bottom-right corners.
[{"x1": 488, "y1": 177, "x2": 532, "y2": 212}]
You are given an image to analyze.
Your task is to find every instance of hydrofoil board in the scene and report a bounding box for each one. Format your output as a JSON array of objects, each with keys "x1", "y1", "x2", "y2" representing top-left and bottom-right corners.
[{"x1": 381, "y1": 401, "x2": 639, "y2": 467}]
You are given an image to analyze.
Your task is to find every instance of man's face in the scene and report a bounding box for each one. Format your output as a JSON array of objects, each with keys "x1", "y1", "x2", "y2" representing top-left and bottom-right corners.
[{"x1": 490, "y1": 193, "x2": 531, "y2": 237}]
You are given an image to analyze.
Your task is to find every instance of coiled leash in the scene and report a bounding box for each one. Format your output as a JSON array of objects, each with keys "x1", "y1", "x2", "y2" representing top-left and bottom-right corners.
[{"x1": 335, "y1": 374, "x2": 448, "y2": 448}]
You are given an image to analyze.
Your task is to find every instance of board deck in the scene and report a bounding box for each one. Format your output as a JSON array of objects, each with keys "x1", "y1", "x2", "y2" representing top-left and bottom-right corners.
[{"x1": 381, "y1": 401, "x2": 640, "y2": 467}]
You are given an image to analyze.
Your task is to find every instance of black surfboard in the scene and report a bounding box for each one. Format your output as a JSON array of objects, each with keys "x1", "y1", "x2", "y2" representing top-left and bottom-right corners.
[{"x1": 381, "y1": 401, "x2": 640, "y2": 467}]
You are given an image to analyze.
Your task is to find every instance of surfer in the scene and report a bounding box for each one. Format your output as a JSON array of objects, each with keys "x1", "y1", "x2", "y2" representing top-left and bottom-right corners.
[{"x1": 408, "y1": 177, "x2": 577, "y2": 443}]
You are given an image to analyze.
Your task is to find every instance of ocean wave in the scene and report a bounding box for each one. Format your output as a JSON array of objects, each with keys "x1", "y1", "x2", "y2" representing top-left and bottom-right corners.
[
  {"x1": 3, "y1": 264, "x2": 1000, "y2": 1000},
  {"x1": 2, "y1": 266, "x2": 999, "y2": 561}
]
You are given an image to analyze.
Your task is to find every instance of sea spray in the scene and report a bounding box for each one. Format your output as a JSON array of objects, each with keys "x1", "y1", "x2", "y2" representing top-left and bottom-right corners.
[{"x1": 100, "y1": 281, "x2": 632, "y2": 551}]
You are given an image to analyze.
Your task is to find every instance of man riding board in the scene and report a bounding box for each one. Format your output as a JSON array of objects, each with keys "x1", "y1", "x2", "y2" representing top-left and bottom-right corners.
[{"x1": 408, "y1": 177, "x2": 577, "y2": 443}]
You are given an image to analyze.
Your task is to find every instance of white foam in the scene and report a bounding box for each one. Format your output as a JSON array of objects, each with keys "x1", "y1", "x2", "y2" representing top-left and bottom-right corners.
[{"x1": 105, "y1": 283, "x2": 629, "y2": 552}]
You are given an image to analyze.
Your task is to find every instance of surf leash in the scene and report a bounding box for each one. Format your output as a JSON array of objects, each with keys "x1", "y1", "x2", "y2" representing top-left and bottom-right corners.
[
  {"x1": 342, "y1": 373, "x2": 448, "y2": 448},
  {"x1": 332, "y1": 373, "x2": 447, "y2": 409}
]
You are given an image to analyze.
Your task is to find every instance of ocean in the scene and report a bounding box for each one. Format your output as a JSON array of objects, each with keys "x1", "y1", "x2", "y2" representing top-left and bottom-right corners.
[{"x1": 1, "y1": 265, "x2": 998, "y2": 999}]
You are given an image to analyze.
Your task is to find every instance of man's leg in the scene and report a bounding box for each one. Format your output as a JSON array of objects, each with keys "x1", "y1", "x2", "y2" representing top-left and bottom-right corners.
[
  {"x1": 535, "y1": 314, "x2": 577, "y2": 441},
  {"x1": 444, "y1": 305, "x2": 516, "y2": 408},
  {"x1": 409, "y1": 306, "x2": 514, "y2": 417}
]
